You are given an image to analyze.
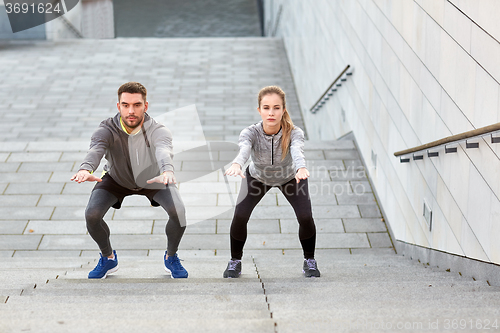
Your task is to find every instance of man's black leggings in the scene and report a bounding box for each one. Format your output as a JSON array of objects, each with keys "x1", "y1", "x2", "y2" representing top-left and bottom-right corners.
[
  {"x1": 230, "y1": 169, "x2": 316, "y2": 260},
  {"x1": 85, "y1": 187, "x2": 186, "y2": 257}
]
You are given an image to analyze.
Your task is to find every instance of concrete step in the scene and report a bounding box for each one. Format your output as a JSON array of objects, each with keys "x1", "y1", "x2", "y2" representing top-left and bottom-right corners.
[
  {"x1": 2, "y1": 252, "x2": 499, "y2": 333},
  {"x1": 272, "y1": 308, "x2": 500, "y2": 333},
  {"x1": 304, "y1": 140, "x2": 356, "y2": 150},
  {"x1": 20, "y1": 279, "x2": 265, "y2": 297},
  {"x1": 0, "y1": 306, "x2": 275, "y2": 333}
]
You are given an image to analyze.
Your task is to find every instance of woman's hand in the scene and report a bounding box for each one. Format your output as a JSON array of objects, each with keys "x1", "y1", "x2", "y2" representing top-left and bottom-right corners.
[
  {"x1": 224, "y1": 163, "x2": 245, "y2": 178},
  {"x1": 295, "y1": 167, "x2": 309, "y2": 183}
]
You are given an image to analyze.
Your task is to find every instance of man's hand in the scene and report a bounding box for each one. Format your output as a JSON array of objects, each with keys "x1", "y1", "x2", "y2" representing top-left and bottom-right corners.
[
  {"x1": 147, "y1": 171, "x2": 176, "y2": 185},
  {"x1": 224, "y1": 163, "x2": 245, "y2": 178},
  {"x1": 295, "y1": 167, "x2": 309, "y2": 183},
  {"x1": 70, "y1": 170, "x2": 102, "y2": 183}
]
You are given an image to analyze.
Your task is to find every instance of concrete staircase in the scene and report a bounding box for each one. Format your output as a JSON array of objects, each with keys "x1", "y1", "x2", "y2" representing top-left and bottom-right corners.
[
  {"x1": 1, "y1": 37, "x2": 499, "y2": 331},
  {"x1": 1, "y1": 251, "x2": 499, "y2": 333}
]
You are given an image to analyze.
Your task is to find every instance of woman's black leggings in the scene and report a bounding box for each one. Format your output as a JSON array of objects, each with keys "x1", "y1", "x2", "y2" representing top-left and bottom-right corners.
[{"x1": 230, "y1": 169, "x2": 316, "y2": 260}]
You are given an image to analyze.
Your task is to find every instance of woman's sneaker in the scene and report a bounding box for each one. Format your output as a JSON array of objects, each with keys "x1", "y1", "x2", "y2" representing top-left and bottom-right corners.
[
  {"x1": 303, "y1": 258, "x2": 320, "y2": 277},
  {"x1": 164, "y1": 252, "x2": 188, "y2": 278},
  {"x1": 223, "y1": 259, "x2": 242, "y2": 278},
  {"x1": 88, "y1": 250, "x2": 119, "y2": 279}
]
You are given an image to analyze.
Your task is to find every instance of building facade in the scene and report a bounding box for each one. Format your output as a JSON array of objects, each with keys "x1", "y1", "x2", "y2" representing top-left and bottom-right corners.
[{"x1": 264, "y1": 0, "x2": 500, "y2": 280}]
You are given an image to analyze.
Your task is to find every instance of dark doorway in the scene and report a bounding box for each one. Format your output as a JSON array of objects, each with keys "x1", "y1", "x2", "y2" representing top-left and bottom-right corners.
[{"x1": 113, "y1": 0, "x2": 262, "y2": 37}]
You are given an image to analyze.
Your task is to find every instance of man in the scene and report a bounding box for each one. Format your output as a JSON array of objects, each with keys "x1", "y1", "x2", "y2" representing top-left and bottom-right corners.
[{"x1": 71, "y1": 82, "x2": 188, "y2": 279}]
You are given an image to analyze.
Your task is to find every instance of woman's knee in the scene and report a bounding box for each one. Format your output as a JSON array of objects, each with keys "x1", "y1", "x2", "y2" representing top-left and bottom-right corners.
[
  {"x1": 233, "y1": 206, "x2": 252, "y2": 223},
  {"x1": 296, "y1": 210, "x2": 313, "y2": 224}
]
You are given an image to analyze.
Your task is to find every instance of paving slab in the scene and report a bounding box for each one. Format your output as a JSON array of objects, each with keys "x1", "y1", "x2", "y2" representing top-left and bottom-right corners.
[
  {"x1": 0, "y1": 153, "x2": 10, "y2": 162},
  {"x1": 50, "y1": 206, "x2": 113, "y2": 220},
  {"x1": 324, "y1": 150, "x2": 360, "y2": 160},
  {"x1": 0, "y1": 183, "x2": 7, "y2": 194},
  {"x1": 279, "y1": 192, "x2": 337, "y2": 206},
  {"x1": 0, "y1": 235, "x2": 43, "y2": 250},
  {"x1": 367, "y1": 232, "x2": 393, "y2": 248},
  {"x1": 12, "y1": 250, "x2": 83, "y2": 257},
  {"x1": 280, "y1": 218, "x2": 344, "y2": 233},
  {"x1": 0, "y1": 251, "x2": 14, "y2": 257},
  {"x1": 37, "y1": 235, "x2": 98, "y2": 251},
  {"x1": 0, "y1": 142, "x2": 28, "y2": 152},
  {"x1": 304, "y1": 140, "x2": 355, "y2": 150},
  {"x1": 337, "y1": 192, "x2": 377, "y2": 205},
  {"x1": 0, "y1": 194, "x2": 40, "y2": 207},
  {"x1": 4, "y1": 183, "x2": 64, "y2": 195},
  {"x1": 48, "y1": 171, "x2": 80, "y2": 183},
  {"x1": 359, "y1": 204, "x2": 382, "y2": 218},
  {"x1": 81, "y1": 250, "x2": 150, "y2": 258},
  {"x1": 37, "y1": 194, "x2": 90, "y2": 207},
  {"x1": 343, "y1": 218, "x2": 387, "y2": 232},
  {"x1": 25, "y1": 220, "x2": 88, "y2": 235},
  {"x1": 153, "y1": 219, "x2": 217, "y2": 235},
  {"x1": 62, "y1": 182, "x2": 98, "y2": 194},
  {"x1": 0, "y1": 207, "x2": 54, "y2": 220},
  {"x1": 350, "y1": 180, "x2": 373, "y2": 193},
  {"x1": 7, "y1": 152, "x2": 62, "y2": 162},
  {"x1": 306, "y1": 181, "x2": 353, "y2": 197},
  {"x1": 0, "y1": 173, "x2": 52, "y2": 183},
  {"x1": 112, "y1": 206, "x2": 229, "y2": 221},
  {"x1": 217, "y1": 219, "x2": 280, "y2": 234},
  {"x1": 0, "y1": 162, "x2": 21, "y2": 172},
  {"x1": 26, "y1": 141, "x2": 88, "y2": 151},
  {"x1": 218, "y1": 193, "x2": 277, "y2": 206}
]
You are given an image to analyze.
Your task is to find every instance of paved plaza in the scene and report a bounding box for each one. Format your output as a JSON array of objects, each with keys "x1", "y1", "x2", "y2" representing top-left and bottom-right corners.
[{"x1": 0, "y1": 38, "x2": 499, "y2": 332}]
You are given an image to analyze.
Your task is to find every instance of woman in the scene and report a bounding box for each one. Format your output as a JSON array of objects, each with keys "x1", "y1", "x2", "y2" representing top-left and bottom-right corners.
[{"x1": 223, "y1": 85, "x2": 320, "y2": 278}]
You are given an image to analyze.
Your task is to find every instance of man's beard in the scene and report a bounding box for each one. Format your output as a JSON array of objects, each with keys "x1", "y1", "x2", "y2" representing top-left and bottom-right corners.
[{"x1": 124, "y1": 115, "x2": 144, "y2": 129}]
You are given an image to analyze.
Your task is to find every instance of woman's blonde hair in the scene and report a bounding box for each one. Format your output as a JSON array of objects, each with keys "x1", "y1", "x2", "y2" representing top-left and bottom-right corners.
[{"x1": 258, "y1": 86, "x2": 294, "y2": 160}]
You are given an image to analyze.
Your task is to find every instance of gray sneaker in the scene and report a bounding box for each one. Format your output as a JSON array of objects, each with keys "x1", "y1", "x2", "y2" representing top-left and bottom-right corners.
[
  {"x1": 303, "y1": 258, "x2": 320, "y2": 277},
  {"x1": 223, "y1": 259, "x2": 242, "y2": 278}
]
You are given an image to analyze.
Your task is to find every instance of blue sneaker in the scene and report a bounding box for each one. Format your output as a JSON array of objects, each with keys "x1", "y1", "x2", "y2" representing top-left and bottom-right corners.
[
  {"x1": 88, "y1": 250, "x2": 119, "y2": 279},
  {"x1": 164, "y1": 252, "x2": 188, "y2": 278}
]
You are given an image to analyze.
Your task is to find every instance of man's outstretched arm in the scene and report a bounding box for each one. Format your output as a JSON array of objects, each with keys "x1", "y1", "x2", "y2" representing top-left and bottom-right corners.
[
  {"x1": 70, "y1": 125, "x2": 112, "y2": 183},
  {"x1": 145, "y1": 126, "x2": 176, "y2": 185}
]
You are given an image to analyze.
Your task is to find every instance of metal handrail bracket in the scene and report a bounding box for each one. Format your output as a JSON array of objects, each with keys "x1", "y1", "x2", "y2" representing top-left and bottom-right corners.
[
  {"x1": 394, "y1": 123, "x2": 500, "y2": 157},
  {"x1": 310, "y1": 65, "x2": 352, "y2": 113}
]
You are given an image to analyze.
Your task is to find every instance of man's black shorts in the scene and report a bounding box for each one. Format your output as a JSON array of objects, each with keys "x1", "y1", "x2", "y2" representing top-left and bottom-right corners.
[{"x1": 92, "y1": 173, "x2": 165, "y2": 209}]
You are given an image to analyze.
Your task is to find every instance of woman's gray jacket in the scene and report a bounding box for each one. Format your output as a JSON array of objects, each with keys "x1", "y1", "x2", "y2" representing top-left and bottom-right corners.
[{"x1": 232, "y1": 121, "x2": 306, "y2": 186}]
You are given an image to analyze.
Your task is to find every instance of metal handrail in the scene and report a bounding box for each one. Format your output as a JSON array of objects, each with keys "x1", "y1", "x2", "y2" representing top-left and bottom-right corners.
[
  {"x1": 310, "y1": 65, "x2": 350, "y2": 113},
  {"x1": 271, "y1": 4, "x2": 283, "y2": 37},
  {"x1": 394, "y1": 122, "x2": 500, "y2": 157}
]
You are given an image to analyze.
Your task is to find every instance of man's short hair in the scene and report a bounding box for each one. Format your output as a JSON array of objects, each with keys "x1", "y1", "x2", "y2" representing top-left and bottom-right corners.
[{"x1": 118, "y1": 82, "x2": 147, "y2": 102}]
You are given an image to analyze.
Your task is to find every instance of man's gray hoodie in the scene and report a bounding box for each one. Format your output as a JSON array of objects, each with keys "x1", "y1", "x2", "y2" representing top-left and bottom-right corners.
[
  {"x1": 232, "y1": 121, "x2": 306, "y2": 186},
  {"x1": 79, "y1": 112, "x2": 174, "y2": 190}
]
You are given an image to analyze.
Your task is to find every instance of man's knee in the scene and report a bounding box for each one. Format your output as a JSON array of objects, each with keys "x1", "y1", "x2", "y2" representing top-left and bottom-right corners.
[
  {"x1": 85, "y1": 207, "x2": 104, "y2": 228},
  {"x1": 167, "y1": 201, "x2": 186, "y2": 223}
]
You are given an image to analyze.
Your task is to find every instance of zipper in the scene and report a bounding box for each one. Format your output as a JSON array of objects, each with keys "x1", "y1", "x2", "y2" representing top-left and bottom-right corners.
[
  {"x1": 136, "y1": 149, "x2": 139, "y2": 165},
  {"x1": 271, "y1": 135, "x2": 274, "y2": 165}
]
